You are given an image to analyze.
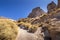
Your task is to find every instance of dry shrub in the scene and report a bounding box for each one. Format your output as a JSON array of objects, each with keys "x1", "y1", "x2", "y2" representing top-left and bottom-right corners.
[{"x1": 0, "y1": 19, "x2": 19, "y2": 40}]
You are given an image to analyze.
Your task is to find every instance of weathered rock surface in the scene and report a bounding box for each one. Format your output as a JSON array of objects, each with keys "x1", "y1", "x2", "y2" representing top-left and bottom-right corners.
[{"x1": 42, "y1": 18, "x2": 60, "y2": 40}]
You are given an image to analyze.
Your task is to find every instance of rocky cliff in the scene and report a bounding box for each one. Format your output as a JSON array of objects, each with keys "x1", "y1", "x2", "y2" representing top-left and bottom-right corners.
[{"x1": 16, "y1": 0, "x2": 60, "y2": 40}]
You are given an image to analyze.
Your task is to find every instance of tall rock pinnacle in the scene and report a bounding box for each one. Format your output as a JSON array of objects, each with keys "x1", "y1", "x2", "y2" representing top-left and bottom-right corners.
[
  {"x1": 58, "y1": 0, "x2": 60, "y2": 8},
  {"x1": 28, "y1": 7, "x2": 46, "y2": 18},
  {"x1": 47, "y1": 1, "x2": 56, "y2": 13}
]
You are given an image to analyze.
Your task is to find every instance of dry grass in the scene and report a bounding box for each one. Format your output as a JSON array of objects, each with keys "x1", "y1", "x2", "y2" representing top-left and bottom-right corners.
[{"x1": 0, "y1": 19, "x2": 19, "y2": 40}]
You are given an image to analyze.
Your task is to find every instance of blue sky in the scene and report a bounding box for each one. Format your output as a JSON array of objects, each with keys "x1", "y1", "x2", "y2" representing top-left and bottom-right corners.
[{"x1": 0, "y1": 0, "x2": 57, "y2": 20}]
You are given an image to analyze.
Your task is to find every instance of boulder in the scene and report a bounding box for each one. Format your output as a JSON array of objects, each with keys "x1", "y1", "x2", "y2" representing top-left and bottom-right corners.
[
  {"x1": 16, "y1": 27, "x2": 44, "y2": 40},
  {"x1": 43, "y1": 18, "x2": 60, "y2": 40}
]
